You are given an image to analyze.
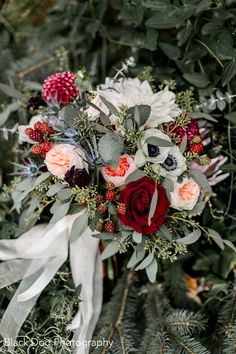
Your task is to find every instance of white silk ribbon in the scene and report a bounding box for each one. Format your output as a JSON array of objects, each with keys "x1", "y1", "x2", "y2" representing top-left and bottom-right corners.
[{"x1": 0, "y1": 211, "x2": 103, "y2": 353}]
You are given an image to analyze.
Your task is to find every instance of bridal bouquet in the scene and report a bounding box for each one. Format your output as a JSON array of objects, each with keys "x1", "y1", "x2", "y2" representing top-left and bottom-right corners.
[
  {"x1": 13, "y1": 71, "x2": 234, "y2": 279},
  {"x1": 0, "y1": 70, "x2": 233, "y2": 351}
]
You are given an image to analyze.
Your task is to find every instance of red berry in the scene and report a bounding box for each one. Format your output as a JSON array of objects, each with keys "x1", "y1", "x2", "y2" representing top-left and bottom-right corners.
[
  {"x1": 32, "y1": 145, "x2": 42, "y2": 155},
  {"x1": 39, "y1": 122, "x2": 49, "y2": 132},
  {"x1": 25, "y1": 127, "x2": 33, "y2": 136},
  {"x1": 29, "y1": 130, "x2": 44, "y2": 142},
  {"x1": 189, "y1": 143, "x2": 204, "y2": 155},
  {"x1": 95, "y1": 194, "x2": 103, "y2": 204},
  {"x1": 105, "y1": 182, "x2": 115, "y2": 190},
  {"x1": 41, "y1": 151, "x2": 46, "y2": 158},
  {"x1": 97, "y1": 204, "x2": 107, "y2": 215},
  {"x1": 105, "y1": 190, "x2": 116, "y2": 201},
  {"x1": 41, "y1": 141, "x2": 52, "y2": 152},
  {"x1": 105, "y1": 220, "x2": 115, "y2": 233},
  {"x1": 48, "y1": 127, "x2": 55, "y2": 135},
  {"x1": 117, "y1": 203, "x2": 126, "y2": 215},
  {"x1": 34, "y1": 122, "x2": 43, "y2": 131}
]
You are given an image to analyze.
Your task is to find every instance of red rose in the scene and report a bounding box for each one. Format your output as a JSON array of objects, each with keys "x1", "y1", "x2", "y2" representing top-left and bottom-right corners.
[{"x1": 117, "y1": 176, "x2": 169, "y2": 235}]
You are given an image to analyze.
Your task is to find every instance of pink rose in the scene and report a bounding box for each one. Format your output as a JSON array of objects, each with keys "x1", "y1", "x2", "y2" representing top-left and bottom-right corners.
[
  {"x1": 45, "y1": 144, "x2": 87, "y2": 179},
  {"x1": 170, "y1": 177, "x2": 200, "y2": 211},
  {"x1": 101, "y1": 154, "x2": 137, "y2": 187}
]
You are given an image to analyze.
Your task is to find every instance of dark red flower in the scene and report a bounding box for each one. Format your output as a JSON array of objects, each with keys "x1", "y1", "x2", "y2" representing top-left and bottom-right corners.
[{"x1": 117, "y1": 176, "x2": 169, "y2": 235}]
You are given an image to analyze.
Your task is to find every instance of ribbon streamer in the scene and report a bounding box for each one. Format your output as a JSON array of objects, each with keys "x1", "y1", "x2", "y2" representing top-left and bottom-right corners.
[{"x1": 0, "y1": 211, "x2": 103, "y2": 353}]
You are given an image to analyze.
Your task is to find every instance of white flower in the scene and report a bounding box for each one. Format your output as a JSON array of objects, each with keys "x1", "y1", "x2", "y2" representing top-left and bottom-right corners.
[
  {"x1": 86, "y1": 78, "x2": 181, "y2": 127},
  {"x1": 170, "y1": 177, "x2": 201, "y2": 211},
  {"x1": 134, "y1": 129, "x2": 172, "y2": 167},
  {"x1": 18, "y1": 114, "x2": 46, "y2": 144},
  {"x1": 153, "y1": 146, "x2": 186, "y2": 180}
]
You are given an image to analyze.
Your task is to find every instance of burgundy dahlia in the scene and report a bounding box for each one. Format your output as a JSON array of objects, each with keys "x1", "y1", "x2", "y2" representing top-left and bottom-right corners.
[
  {"x1": 64, "y1": 166, "x2": 91, "y2": 187},
  {"x1": 173, "y1": 118, "x2": 200, "y2": 144},
  {"x1": 42, "y1": 71, "x2": 78, "y2": 105}
]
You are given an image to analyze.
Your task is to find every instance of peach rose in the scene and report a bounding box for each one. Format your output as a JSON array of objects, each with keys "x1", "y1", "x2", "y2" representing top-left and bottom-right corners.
[
  {"x1": 170, "y1": 177, "x2": 200, "y2": 210},
  {"x1": 45, "y1": 144, "x2": 87, "y2": 179},
  {"x1": 101, "y1": 154, "x2": 137, "y2": 187}
]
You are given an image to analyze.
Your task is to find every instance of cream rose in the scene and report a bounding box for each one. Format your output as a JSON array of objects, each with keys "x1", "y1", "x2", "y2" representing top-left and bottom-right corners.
[
  {"x1": 170, "y1": 177, "x2": 201, "y2": 211},
  {"x1": 101, "y1": 154, "x2": 137, "y2": 187},
  {"x1": 45, "y1": 144, "x2": 87, "y2": 180}
]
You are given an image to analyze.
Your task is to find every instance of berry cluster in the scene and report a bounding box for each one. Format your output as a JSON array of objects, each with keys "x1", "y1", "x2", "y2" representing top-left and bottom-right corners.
[
  {"x1": 189, "y1": 135, "x2": 204, "y2": 155},
  {"x1": 95, "y1": 182, "x2": 126, "y2": 233},
  {"x1": 25, "y1": 121, "x2": 55, "y2": 158}
]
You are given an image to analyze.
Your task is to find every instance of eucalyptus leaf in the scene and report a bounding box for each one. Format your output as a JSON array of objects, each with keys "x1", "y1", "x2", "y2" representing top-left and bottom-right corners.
[
  {"x1": 101, "y1": 241, "x2": 119, "y2": 260},
  {"x1": 57, "y1": 188, "x2": 73, "y2": 201},
  {"x1": 146, "y1": 136, "x2": 173, "y2": 147},
  {"x1": 99, "y1": 95, "x2": 119, "y2": 116},
  {"x1": 191, "y1": 112, "x2": 217, "y2": 122},
  {"x1": 179, "y1": 135, "x2": 187, "y2": 153},
  {"x1": 70, "y1": 213, "x2": 88, "y2": 242},
  {"x1": 177, "y1": 229, "x2": 201, "y2": 245},
  {"x1": 108, "y1": 202, "x2": 117, "y2": 215},
  {"x1": 207, "y1": 228, "x2": 224, "y2": 250},
  {"x1": 35, "y1": 172, "x2": 51, "y2": 186},
  {"x1": 145, "y1": 258, "x2": 158, "y2": 283},
  {"x1": 189, "y1": 170, "x2": 212, "y2": 193},
  {"x1": 135, "y1": 253, "x2": 154, "y2": 271},
  {"x1": 183, "y1": 73, "x2": 210, "y2": 88},
  {"x1": 223, "y1": 239, "x2": 236, "y2": 252},
  {"x1": 148, "y1": 188, "x2": 158, "y2": 226},
  {"x1": 188, "y1": 201, "x2": 206, "y2": 216},
  {"x1": 132, "y1": 231, "x2": 142, "y2": 244},
  {"x1": 46, "y1": 183, "x2": 65, "y2": 197},
  {"x1": 50, "y1": 200, "x2": 71, "y2": 224},
  {"x1": 127, "y1": 105, "x2": 151, "y2": 127},
  {"x1": 98, "y1": 132, "x2": 124, "y2": 166},
  {"x1": 125, "y1": 169, "x2": 146, "y2": 184},
  {"x1": 159, "y1": 225, "x2": 172, "y2": 241}
]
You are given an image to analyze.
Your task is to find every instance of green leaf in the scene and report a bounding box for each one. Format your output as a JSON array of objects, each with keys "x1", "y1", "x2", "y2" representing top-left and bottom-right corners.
[
  {"x1": 177, "y1": 229, "x2": 201, "y2": 245},
  {"x1": 35, "y1": 172, "x2": 51, "y2": 186},
  {"x1": 146, "y1": 258, "x2": 158, "y2": 283},
  {"x1": 61, "y1": 105, "x2": 78, "y2": 127},
  {"x1": 70, "y1": 213, "x2": 88, "y2": 242},
  {"x1": 57, "y1": 188, "x2": 73, "y2": 201},
  {"x1": 223, "y1": 239, "x2": 236, "y2": 252},
  {"x1": 145, "y1": 6, "x2": 195, "y2": 29},
  {"x1": 98, "y1": 132, "x2": 124, "y2": 167},
  {"x1": 99, "y1": 95, "x2": 119, "y2": 116},
  {"x1": 0, "y1": 83, "x2": 27, "y2": 102},
  {"x1": 221, "y1": 163, "x2": 236, "y2": 172},
  {"x1": 0, "y1": 102, "x2": 20, "y2": 126},
  {"x1": 132, "y1": 231, "x2": 142, "y2": 244},
  {"x1": 222, "y1": 60, "x2": 236, "y2": 86},
  {"x1": 207, "y1": 228, "x2": 224, "y2": 250},
  {"x1": 121, "y1": 3, "x2": 144, "y2": 26},
  {"x1": 101, "y1": 241, "x2": 119, "y2": 260},
  {"x1": 125, "y1": 169, "x2": 146, "y2": 184},
  {"x1": 189, "y1": 170, "x2": 212, "y2": 193},
  {"x1": 183, "y1": 73, "x2": 210, "y2": 88},
  {"x1": 50, "y1": 201, "x2": 71, "y2": 224},
  {"x1": 179, "y1": 135, "x2": 187, "y2": 153},
  {"x1": 188, "y1": 201, "x2": 206, "y2": 215},
  {"x1": 146, "y1": 136, "x2": 173, "y2": 147},
  {"x1": 159, "y1": 224, "x2": 172, "y2": 241},
  {"x1": 195, "y1": 0, "x2": 212, "y2": 15},
  {"x1": 142, "y1": 0, "x2": 171, "y2": 11},
  {"x1": 224, "y1": 112, "x2": 236, "y2": 124},
  {"x1": 135, "y1": 253, "x2": 154, "y2": 270},
  {"x1": 46, "y1": 183, "x2": 65, "y2": 197},
  {"x1": 148, "y1": 188, "x2": 158, "y2": 226},
  {"x1": 108, "y1": 202, "x2": 117, "y2": 215},
  {"x1": 190, "y1": 112, "x2": 217, "y2": 122},
  {"x1": 159, "y1": 43, "x2": 181, "y2": 60},
  {"x1": 128, "y1": 105, "x2": 151, "y2": 127}
]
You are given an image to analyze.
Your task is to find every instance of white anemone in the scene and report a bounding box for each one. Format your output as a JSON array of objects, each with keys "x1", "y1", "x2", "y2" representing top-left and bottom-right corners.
[
  {"x1": 153, "y1": 146, "x2": 186, "y2": 180},
  {"x1": 134, "y1": 129, "x2": 172, "y2": 167}
]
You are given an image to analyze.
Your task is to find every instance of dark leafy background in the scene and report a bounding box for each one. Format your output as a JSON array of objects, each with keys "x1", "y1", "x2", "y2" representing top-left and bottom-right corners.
[{"x1": 0, "y1": 1, "x2": 236, "y2": 353}]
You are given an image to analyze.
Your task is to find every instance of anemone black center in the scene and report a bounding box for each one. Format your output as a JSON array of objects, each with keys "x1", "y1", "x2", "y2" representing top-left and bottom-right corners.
[
  {"x1": 161, "y1": 155, "x2": 177, "y2": 171},
  {"x1": 147, "y1": 144, "x2": 160, "y2": 157}
]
